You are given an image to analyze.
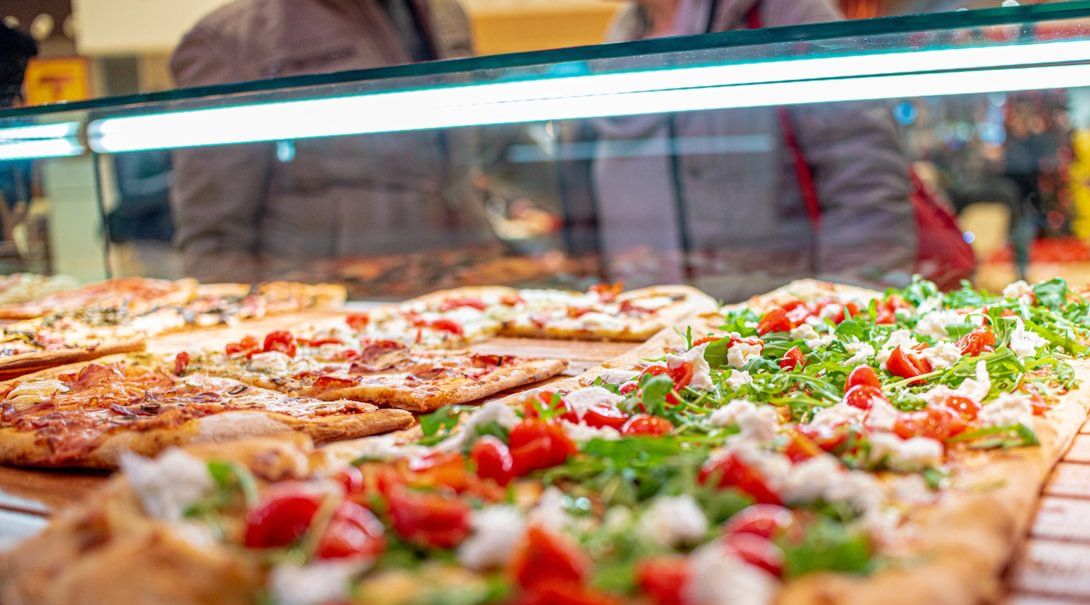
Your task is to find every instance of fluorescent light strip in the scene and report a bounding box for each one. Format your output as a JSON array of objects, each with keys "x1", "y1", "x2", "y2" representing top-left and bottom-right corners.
[
  {"x1": 86, "y1": 38, "x2": 1090, "y2": 153},
  {"x1": 0, "y1": 122, "x2": 83, "y2": 160}
]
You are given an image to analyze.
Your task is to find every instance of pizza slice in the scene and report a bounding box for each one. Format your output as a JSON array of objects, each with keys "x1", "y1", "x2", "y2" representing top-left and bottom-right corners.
[
  {"x1": 0, "y1": 357, "x2": 413, "y2": 468},
  {"x1": 0, "y1": 320, "x2": 145, "y2": 381},
  {"x1": 0, "y1": 276, "x2": 198, "y2": 320},
  {"x1": 0, "y1": 273, "x2": 79, "y2": 306},
  {"x1": 171, "y1": 329, "x2": 568, "y2": 412}
]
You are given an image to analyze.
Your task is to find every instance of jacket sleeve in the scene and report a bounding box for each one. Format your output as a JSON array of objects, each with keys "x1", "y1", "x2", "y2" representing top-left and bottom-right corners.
[
  {"x1": 169, "y1": 26, "x2": 271, "y2": 282},
  {"x1": 767, "y1": 0, "x2": 916, "y2": 287}
]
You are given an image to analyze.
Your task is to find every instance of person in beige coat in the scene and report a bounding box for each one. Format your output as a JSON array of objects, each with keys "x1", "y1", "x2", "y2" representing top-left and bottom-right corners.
[{"x1": 170, "y1": 0, "x2": 492, "y2": 282}]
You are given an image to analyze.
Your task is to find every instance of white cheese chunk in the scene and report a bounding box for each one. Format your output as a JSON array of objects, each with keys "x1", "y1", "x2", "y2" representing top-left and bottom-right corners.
[
  {"x1": 436, "y1": 401, "x2": 521, "y2": 452},
  {"x1": 925, "y1": 360, "x2": 991, "y2": 405},
  {"x1": 119, "y1": 448, "x2": 213, "y2": 521},
  {"x1": 598, "y1": 369, "x2": 640, "y2": 386},
  {"x1": 728, "y1": 341, "x2": 763, "y2": 370},
  {"x1": 810, "y1": 402, "x2": 866, "y2": 428},
  {"x1": 1009, "y1": 319, "x2": 1047, "y2": 359},
  {"x1": 685, "y1": 544, "x2": 778, "y2": 605},
  {"x1": 868, "y1": 433, "x2": 943, "y2": 472},
  {"x1": 564, "y1": 386, "x2": 625, "y2": 416},
  {"x1": 667, "y1": 343, "x2": 715, "y2": 391},
  {"x1": 864, "y1": 398, "x2": 900, "y2": 432},
  {"x1": 528, "y1": 487, "x2": 570, "y2": 531},
  {"x1": 639, "y1": 495, "x2": 709, "y2": 547},
  {"x1": 915, "y1": 310, "x2": 963, "y2": 339},
  {"x1": 978, "y1": 392, "x2": 1035, "y2": 428},
  {"x1": 560, "y1": 421, "x2": 621, "y2": 442},
  {"x1": 458, "y1": 506, "x2": 526, "y2": 570},
  {"x1": 726, "y1": 369, "x2": 753, "y2": 390},
  {"x1": 920, "y1": 342, "x2": 962, "y2": 370},
  {"x1": 708, "y1": 400, "x2": 778, "y2": 444},
  {"x1": 844, "y1": 342, "x2": 875, "y2": 366},
  {"x1": 268, "y1": 561, "x2": 363, "y2": 605},
  {"x1": 1003, "y1": 280, "x2": 1034, "y2": 302},
  {"x1": 350, "y1": 435, "x2": 431, "y2": 461}
]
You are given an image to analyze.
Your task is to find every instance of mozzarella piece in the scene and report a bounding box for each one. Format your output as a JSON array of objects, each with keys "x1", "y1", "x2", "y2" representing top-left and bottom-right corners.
[
  {"x1": 925, "y1": 360, "x2": 991, "y2": 405},
  {"x1": 119, "y1": 448, "x2": 213, "y2": 521},
  {"x1": 707, "y1": 400, "x2": 778, "y2": 443},
  {"x1": 781, "y1": 454, "x2": 886, "y2": 520},
  {"x1": 864, "y1": 398, "x2": 900, "y2": 432},
  {"x1": 868, "y1": 433, "x2": 943, "y2": 472},
  {"x1": 890, "y1": 475, "x2": 936, "y2": 505},
  {"x1": 3, "y1": 379, "x2": 68, "y2": 410},
  {"x1": 350, "y1": 435, "x2": 430, "y2": 461},
  {"x1": 1003, "y1": 280, "x2": 1034, "y2": 302},
  {"x1": 528, "y1": 487, "x2": 570, "y2": 531},
  {"x1": 915, "y1": 310, "x2": 963, "y2": 339},
  {"x1": 726, "y1": 369, "x2": 753, "y2": 390},
  {"x1": 268, "y1": 561, "x2": 363, "y2": 605},
  {"x1": 685, "y1": 543, "x2": 778, "y2": 605},
  {"x1": 819, "y1": 303, "x2": 843, "y2": 321},
  {"x1": 708, "y1": 400, "x2": 757, "y2": 428},
  {"x1": 436, "y1": 401, "x2": 520, "y2": 452},
  {"x1": 564, "y1": 386, "x2": 625, "y2": 416},
  {"x1": 1009, "y1": 319, "x2": 1047, "y2": 359},
  {"x1": 978, "y1": 392, "x2": 1035, "y2": 428},
  {"x1": 667, "y1": 343, "x2": 715, "y2": 391},
  {"x1": 844, "y1": 342, "x2": 875, "y2": 366},
  {"x1": 810, "y1": 402, "x2": 866, "y2": 428},
  {"x1": 639, "y1": 495, "x2": 709, "y2": 547},
  {"x1": 560, "y1": 421, "x2": 621, "y2": 442},
  {"x1": 458, "y1": 506, "x2": 526, "y2": 570},
  {"x1": 728, "y1": 341, "x2": 763, "y2": 370},
  {"x1": 598, "y1": 369, "x2": 640, "y2": 386},
  {"x1": 919, "y1": 342, "x2": 962, "y2": 370}
]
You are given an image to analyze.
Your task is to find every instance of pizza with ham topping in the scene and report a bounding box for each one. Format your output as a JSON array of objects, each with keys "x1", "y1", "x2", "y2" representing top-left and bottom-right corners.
[{"x1": 169, "y1": 329, "x2": 568, "y2": 412}]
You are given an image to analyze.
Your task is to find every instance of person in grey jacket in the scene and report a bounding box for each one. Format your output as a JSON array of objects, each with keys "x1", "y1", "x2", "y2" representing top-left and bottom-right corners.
[
  {"x1": 170, "y1": 0, "x2": 492, "y2": 282},
  {"x1": 592, "y1": 0, "x2": 916, "y2": 301}
]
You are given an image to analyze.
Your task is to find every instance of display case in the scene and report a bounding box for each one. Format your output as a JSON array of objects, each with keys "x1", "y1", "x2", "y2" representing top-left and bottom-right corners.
[{"x1": 2, "y1": 2, "x2": 1090, "y2": 301}]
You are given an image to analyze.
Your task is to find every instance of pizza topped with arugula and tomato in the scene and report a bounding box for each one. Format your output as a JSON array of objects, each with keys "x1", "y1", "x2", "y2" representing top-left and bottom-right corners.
[{"x1": 6, "y1": 277, "x2": 1088, "y2": 605}]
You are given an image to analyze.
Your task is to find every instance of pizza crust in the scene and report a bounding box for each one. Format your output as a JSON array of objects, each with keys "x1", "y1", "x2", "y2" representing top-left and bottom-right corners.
[{"x1": 0, "y1": 337, "x2": 147, "y2": 379}]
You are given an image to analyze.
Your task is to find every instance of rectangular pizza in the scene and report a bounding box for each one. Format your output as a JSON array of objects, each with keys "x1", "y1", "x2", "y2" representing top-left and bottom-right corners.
[
  {"x1": 0, "y1": 276, "x2": 199, "y2": 320},
  {"x1": 5, "y1": 277, "x2": 1088, "y2": 605}
]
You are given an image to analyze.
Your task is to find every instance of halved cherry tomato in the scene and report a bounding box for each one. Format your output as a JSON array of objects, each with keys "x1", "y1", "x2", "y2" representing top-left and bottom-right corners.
[
  {"x1": 429, "y1": 318, "x2": 464, "y2": 336},
  {"x1": 779, "y1": 346, "x2": 805, "y2": 371},
  {"x1": 582, "y1": 404, "x2": 629, "y2": 430},
  {"x1": 618, "y1": 381, "x2": 639, "y2": 395},
  {"x1": 886, "y1": 346, "x2": 932, "y2": 381},
  {"x1": 263, "y1": 331, "x2": 297, "y2": 357},
  {"x1": 845, "y1": 366, "x2": 881, "y2": 391},
  {"x1": 225, "y1": 334, "x2": 260, "y2": 357},
  {"x1": 844, "y1": 384, "x2": 885, "y2": 411},
  {"x1": 512, "y1": 525, "x2": 589, "y2": 590},
  {"x1": 243, "y1": 488, "x2": 321, "y2": 549},
  {"x1": 173, "y1": 351, "x2": 190, "y2": 375},
  {"x1": 635, "y1": 556, "x2": 691, "y2": 605},
  {"x1": 693, "y1": 335, "x2": 725, "y2": 347},
  {"x1": 725, "y1": 533, "x2": 784, "y2": 577},
  {"x1": 784, "y1": 430, "x2": 824, "y2": 463},
  {"x1": 386, "y1": 484, "x2": 471, "y2": 549},
  {"x1": 622, "y1": 414, "x2": 673, "y2": 436},
  {"x1": 515, "y1": 584, "x2": 621, "y2": 605},
  {"x1": 698, "y1": 453, "x2": 783, "y2": 505},
  {"x1": 406, "y1": 451, "x2": 469, "y2": 491},
  {"x1": 893, "y1": 406, "x2": 967, "y2": 441},
  {"x1": 471, "y1": 436, "x2": 515, "y2": 486},
  {"x1": 757, "y1": 308, "x2": 792, "y2": 335},
  {"x1": 314, "y1": 500, "x2": 386, "y2": 560},
  {"x1": 956, "y1": 329, "x2": 997, "y2": 357},
  {"x1": 668, "y1": 361, "x2": 695, "y2": 390},
  {"x1": 797, "y1": 424, "x2": 850, "y2": 453},
  {"x1": 439, "y1": 297, "x2": 487, "y2": 312},
  {"x1": 345, "y1": 313, "x2": 370, "y2": 330},
  {"x1": 723, "y1": 504, "x2": 795, "y2": 540},
  {"x1": 335, "y1": 466, "x2": 365, "y2": 495},
  {"x1": 509, "y1": 419, "x2": 577, "y2": 476},
  {"x1": 940, "y1": 395, "x2": 981, "y2": 421}
]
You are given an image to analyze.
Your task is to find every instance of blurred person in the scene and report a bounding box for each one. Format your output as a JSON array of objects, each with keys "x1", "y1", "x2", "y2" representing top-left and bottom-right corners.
[
  {"x1": 0, "y1": 23, "x2": 36, "y2": 211},
  {"x1": 170, "y1": 0, "x2": 491, "y2": 282},
  {"x1": 589, "y1": 0, "x2": 923, "y2": 300}
]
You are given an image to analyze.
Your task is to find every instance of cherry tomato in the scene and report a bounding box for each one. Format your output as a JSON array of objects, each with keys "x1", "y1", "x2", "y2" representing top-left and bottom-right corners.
[
  {"x1": 386, "y1": 484, "x2": 471, "y2": 549},
  {"x1": 438, "y1": 297, "x2": 487, "y2": 312},
  {"x1": 263, "y1": 330, "x2": 297, "y2": 357},
  {"x1": 886, "y1": 346, "x2": 932, "y2": 381},
  {"x1": 406, "y1": 451, "x2": 469, "y2": 491},
  {"x1": 844, "y1": 384, "x2": 885, "y2": 411},
  {"x1": 622, "y1": 414, "x2": 673, "y2": 436},
  {"x1": 725, "y1": 533, "x2": 784, "y2": 577},
  {"x1": 302, "y1": 337, "x2": 344, "y2": 348},
  {"x1": 581, "y1": 403, "x2": 629, "y2": 430},
  {"x1": 429, "y1": 318, "x2": 464, "y2": 336},
  {"x1": 893, "y1": 406, "x2": 967, "y2": 441},
  {"x1": 797, "y1": 424, "x2": 850, "y2": 453},
  {"x1": 512, "y1": 525, "x2": 589, "y2": 590},
  {"x1": 784, "y1": 430, "x2": 825, "y2": 463},
  {"x1": 940, "y1": 395, "x2": 981, "y2": 421},
  {"x1": 335, "y1": 466, "x2": 365, "y2": 495},
  {"x1": 845, "y1": 366, "x2": 881, "y2": 391},
  {"x1": 522, "y1": 391, "x2": 578, "y2": 423},
  {"x1": 635, "y1": 556, "x2": 691, "y2": 605},
  {"x1": 723, "y1": 504, "x2": 795, "y2": 540},
  {"x1": 641, "y1": 365, "x2": 669, "y2": 378},
  {"x1": 668, "y1": 361, "x2": 695, "y2": 390},
  {"x1": 1029, "y1": 394, "x2": 1050, "y2": 416},
  {"x1": 173, "y1": 351, "x2": 190, "y2": 375},
  {"x1": 243, "y1": 488, "x2": 321, "y2": 549},
  {"x1": 693, "y1": 335, "x2": 725, "y2": 347},
  {"x1": 509, "y1": 419, "x2": 577, "y2": 476},
  {"x1": 956, "y1": 329, "x2": 997, "y2": 357},
  {"x1": 757, "y1": 308, "x2": 792, "y2": 335},
  {"x1": 515, "y1": 583, "x2": 621, "y2": 605},
  {"x1": 618, "y1": 381, "x2": 639, "y2": 395},
  {"x1": 698, "y1": 453, "x2": 783, "y2": 505},
  {"x1": 345, "y1": 313, "x2": 370, "y2": 330},
  {"x1": 779, "y1": 346, "x2": 805, "y2": 371},
  {"x1": 314, "y1": 500, "x2": 386, "y2": 560},
  {"x1": 225, "y1": 334, "x2": 260, "y2": 357},
  {"x1": 640, "y1": 365, "x2": 683, "y2": 405},
  {"x1": 471, "y1": 436, "x2": 515, "y2": 486}
]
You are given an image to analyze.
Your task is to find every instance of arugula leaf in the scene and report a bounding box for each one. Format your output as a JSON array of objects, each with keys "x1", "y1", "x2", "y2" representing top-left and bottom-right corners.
[
  {"x1": 903, "y1": 277, "x2": 940, "y2": 308},
  {"x1": 703, "y1": 337, "x2": 731, "y2": 368},
  {"x1": 1033, "y1": 278, "x2": 1069, "y2": 310},
  {"x1": 419, "y1": 406, "x2": 467, "y2": 438},
  {"x1": 948, "y1": 424, "x2": 1039, "y2": 449},
  {"x1": 781, "y1": 518, "x2": 874, "y2": 578},
  {"x1": 943, "y1": 321, "x2": 976, "y2": 340}
]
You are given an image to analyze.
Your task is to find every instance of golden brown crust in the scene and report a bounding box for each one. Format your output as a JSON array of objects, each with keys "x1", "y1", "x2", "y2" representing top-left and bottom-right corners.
[{"x1": 0, "y1": 337, "x2": 147, "y2": 376}]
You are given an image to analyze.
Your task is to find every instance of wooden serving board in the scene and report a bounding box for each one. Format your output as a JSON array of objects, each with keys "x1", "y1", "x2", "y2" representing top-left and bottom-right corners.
[{"x1": 0, "y1": 312, "x2": 641, "y2": 532}]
